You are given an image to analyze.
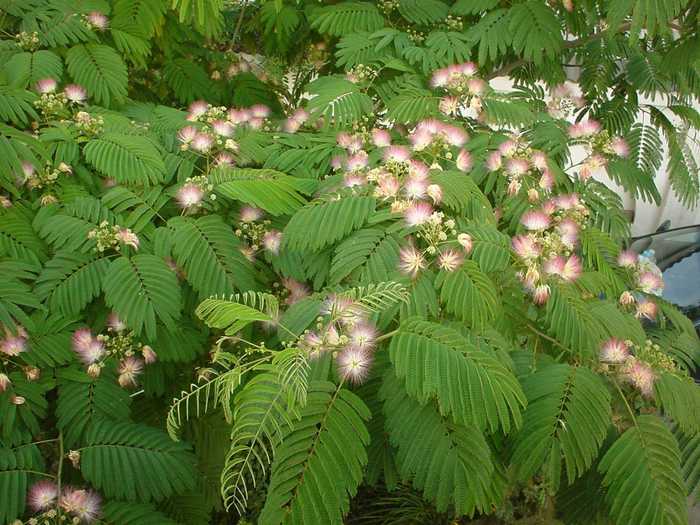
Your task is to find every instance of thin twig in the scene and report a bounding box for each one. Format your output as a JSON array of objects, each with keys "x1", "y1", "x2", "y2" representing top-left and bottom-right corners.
[{"x1": 232, "y1": 0, "x2": 249, "y2": 48}]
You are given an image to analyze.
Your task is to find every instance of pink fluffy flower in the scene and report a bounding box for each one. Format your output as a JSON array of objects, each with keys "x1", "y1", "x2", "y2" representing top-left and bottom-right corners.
[
  {"x1": 486, "y1": 151, "x2": 502, "y2": 171},
  {"x1": 141, "y1": 345, "x2": 157, "y2": 364},
  {"x1": 72, "y1": 330, "x2": 104, "y2": 365},
  {"x1": 176, "y1": 182, "x2": 204, "y2": 209},
  {"x1": 532, "y1": 284, "x2": 551, "y2": 305},
  {"x1": 498, "y1": 140, "x2": 518, "y2": 157},
  {"x1": 457, "y1": 233, "x2": 473, "y2": 254},
  {"x1": 635, "y1": 299, "x2": 658, "y2": 321},
  {"x1": 544, "y1": 255, "x2": 582, "y2": 281},
  {"x1": 439, "y1": 96, "x2": 459, "y2": 116},
  {"x1": 617, "y1": 250, "x2": 638, "y2": 268},
  {"x1": 438, "y1": 249, "x2": 463, "y2": 272},
  {"x1": 346, "y1": 151, "x2": 368, "y2": 171},
  {"x1": 521, "y1": 210, "x2": 551, "y2": 231},
  {"x1": 211, "y1": 119, "x2": 234, "y2": 137},
  {"x1": 27, "y1": 480, "x2": 58, "y2": 512},
  {"x1": 623, "y1": 359, "x2": 656, "y2": 397},
  {"x1": 430, "y1": 68, "x2": 450, "y2": 88},
  {"x1": 409, "y1": 128, "x2": 433, "y2": 151},
  {"x1": 106, "y1": 312, "x2": 126, "y2": 332},
  {"x1": 467, "y1": 78, "x2": 486, "y2": 95},
  {"x1": 343, "y1": 173, "x2": 364, "y2": 189},
  {"x1": 117, "y1": 356, "x2": 144, "y2": 388},
  {"x1": 599, "y1": 338, "x2": 629, "y2": 364},
  {"x1": 283, "y1": 278, "x2": 310, "y2": 305},
  {"x1": 539, "y1": 170, "x2": 554, "y2": 191},
  {"x1": 558, "y1": 218, "x2": 579, "y2": 248},
  {"x1": 116, "y1": 228, "x2": 139, "y2": 250},
  {"x1": 60, "y1": 487, "x2": 101, "y2": 522},
  {"x1": 442, "y1": 125, "x2": 468, "y2": 147},
  {"x1": 0, "y1": 335, "x2": 27, "y2": 356},
  {"x1": 375, "y1": 173, "x2": 400, "y2": 199},
  {"x1": 408, "y1": 160, "x2": 430, "y2": 180},
  {"x1": 426, "y1": 184, "x2": 442, "y2": 204},
  {"x1": 404, "y1": 201, "x2": 433, "y2": 227},
  {"x1": 228, "y1": 108, "x2": 250, "y2": 124},
  {"x1": 64, "y1": 84, "x2": 87, "y2": 103},
  {"x1": 86, "y1": 11, "x2": 108, "y2": 30},
  {"x1": 531, "y1": 151, "x2": 548, "y2": 171},
  {"x1": 619, "y1": 291, "x2": 636, "y2": 306},
  {"x1": 403, "y1": 177, "x2": 427, "y2": 199},
  {"x1": 456, "y1": 148, "x2": 472, "y2": 172},
  {"x1": 383, "y1": 145, "x2": 411, "y2": 163},
  {"x1": 512, "y1": 235, "x2": 540, "y2": 259},
  {"x1": 191, "y1": 133, "x2": 214, "y2": 153},
  {"x1": 0, "y1": 373, "x2": 10, "y2": 392},
  {"x1": 283, "y1": 118, "x2": 301, "y2": 133},
  {"x1": 506, "y1": 158, "x2": 529, "y2": 176},
  {"x1": 177, "y1": 125, "x2": 198, "y2": 144},
  {"x1": 263, "y1": 230, "x2": 282, "y2": 254},
  {"x1": 349, "y1": 322, "x2": 378, "y2": 350},
  {"x1": 611, "y1": 137, "x2": 629, "y2": 157},
  {"x1": 398, "y1": 244, "x2": 425, "y2": 278},
  {"x1": 239, "y1": 205, "x2": 263, "y2": 223},
  {"x1": 35, "y1": 78, "x2": 57, "y2": 94},
  {"x1": 187, "y1": 100, "x2": 208, "y2": 120},
  {"x1": 214, "y1": 152, "x2": 235, "y2": 166},
  {"x1": 250, "y1": 104, "x2": 270, "y2": 119},
  {"x1": 336, "y1": 347, "x2": 373, "y2": 385},
  {"x1": 458, "y1": 62, "x2": 478, "y2": 76},
  {"x1": 371, "y1": 129, "x2": 392, "y2": 147},
  {"x1": 555, "y1": 193, "x2": 579, "y2": 210},
  {"x1": 637, "y1": 271, "x2": 664, "y2": 294}
]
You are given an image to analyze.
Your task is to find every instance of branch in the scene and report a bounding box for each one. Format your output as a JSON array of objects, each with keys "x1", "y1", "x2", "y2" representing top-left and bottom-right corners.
[{"x1": 486, "y1": 23, "x2": 632, "y2": 80}]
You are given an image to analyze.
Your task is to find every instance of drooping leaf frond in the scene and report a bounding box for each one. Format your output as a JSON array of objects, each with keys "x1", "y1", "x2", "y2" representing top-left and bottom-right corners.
[
  {"x1": 388, "y1": 318, "x2": 525, "y2": 433},
  {"x1": 598, "y1": 415, "x2": 688, "y2": 525},
  {"x1": 511, "y1": 364, "x2": 611, "y2": 491},
  {"x1": 258, "y1": 382, "x2": 370, "y2": 525}
]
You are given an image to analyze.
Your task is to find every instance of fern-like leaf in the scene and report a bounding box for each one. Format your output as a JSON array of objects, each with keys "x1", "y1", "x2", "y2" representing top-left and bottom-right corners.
[
  {"x1": 65, "y1": 44, "x2": 127, "y2": 107},
  {"x1": 598, "y1": 415, "x2": 688, "y2": 525},
  {"x1": 388, "y1": 318, "x2": 525, "y2": 433},
  {"x1": 196, "y1": 293, "x2": 278, "y2": 335},
  {"x1": 435, "y1": 260, "x2": 499, "y2": 330},
  {"x1": 258, "y1": 382, "x2": 370, "y2": 525},
  {"x1": 102, "y1": 254, "x2": 181, "y2": 340},
  {"x1": 81, "y1": 420, "x2": 197, "y2": 502},
  {"x1": 381, "y1": 370, "x2": 501, "y2": 517},
  {"x1": 511, "y1": 364, "x2": 611, "y2": 491},
  {"x1": 83, "y1": 133, "x2": 166, "y2": 186},
  {"x1": 284, "y1": 195, "x2": 376, "y2": 252}
]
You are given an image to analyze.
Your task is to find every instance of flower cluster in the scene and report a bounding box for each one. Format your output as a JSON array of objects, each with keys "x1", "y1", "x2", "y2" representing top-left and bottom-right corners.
[
  {"x1": 546, "y1": 83, "x2": 584, "y2": 119},
  {"x1": 175, "y1": 175, "x2": 215, "y2": 210},
  {"x1": 345, "y1": 64, "x2": 379, "y2": 84},
  {"x1": 512, "y1": 194, "x2": 590, "y2": 304},
  {"x1": 72, "y1": 314, "x2": 156, "y2": 387},
  {"x1": 177, "y1": 100, "x2": 271, "y2": 160},
  {"x1": 15, "y1": 31, "x2": 40, "y2": 51},
  {"x1": 282, "y1": 108, "x2": 309, "y2": 134},
  {"x1": 567, "y1": 119, "x2": 629, "y2": 181},
  {"x1": 486, "y1": 136, "x2": 554, "y2": 199},
  {"x1": 83, "y1": 10, "x2": 108, "y2": 31},
  {"x1": 1, "y1": 325, "x2": 28, "y2": 358},
  {"x1": 599, "y1": 338, "x2": 676, "y2": 398},
  {"x1": 87, "y1": 222, "x2": 139, "y2": 252},
  {"x1": 233, "y1": 206, "x2": 283, "y2": 260},
  {"x1": 73, "y1": 111, "x2": 104, "y2": 136},
  {"x1": 298, "y1": 295, "x2": 379, "y2": 384},
  {"x1": 615, "y1": 250, "x2": 664, "y2": 320},
  {"x1": 18, "y1": 161, "x2": 72, "y2": 205},
  {"x1": 27, "y1": 480, "x2": 101, "y2": 523},
  {"x1": 430, "y1": 62, "x2": 486, "y2": 119},
  {"x1": 32, "y1": 79, "x2": 88, "y2": 118}
]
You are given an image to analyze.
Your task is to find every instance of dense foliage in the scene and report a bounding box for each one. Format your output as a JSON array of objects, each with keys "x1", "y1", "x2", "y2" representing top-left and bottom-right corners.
[{"x1": 0, "y1": 1, "x2": 699, "y2": 524}]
